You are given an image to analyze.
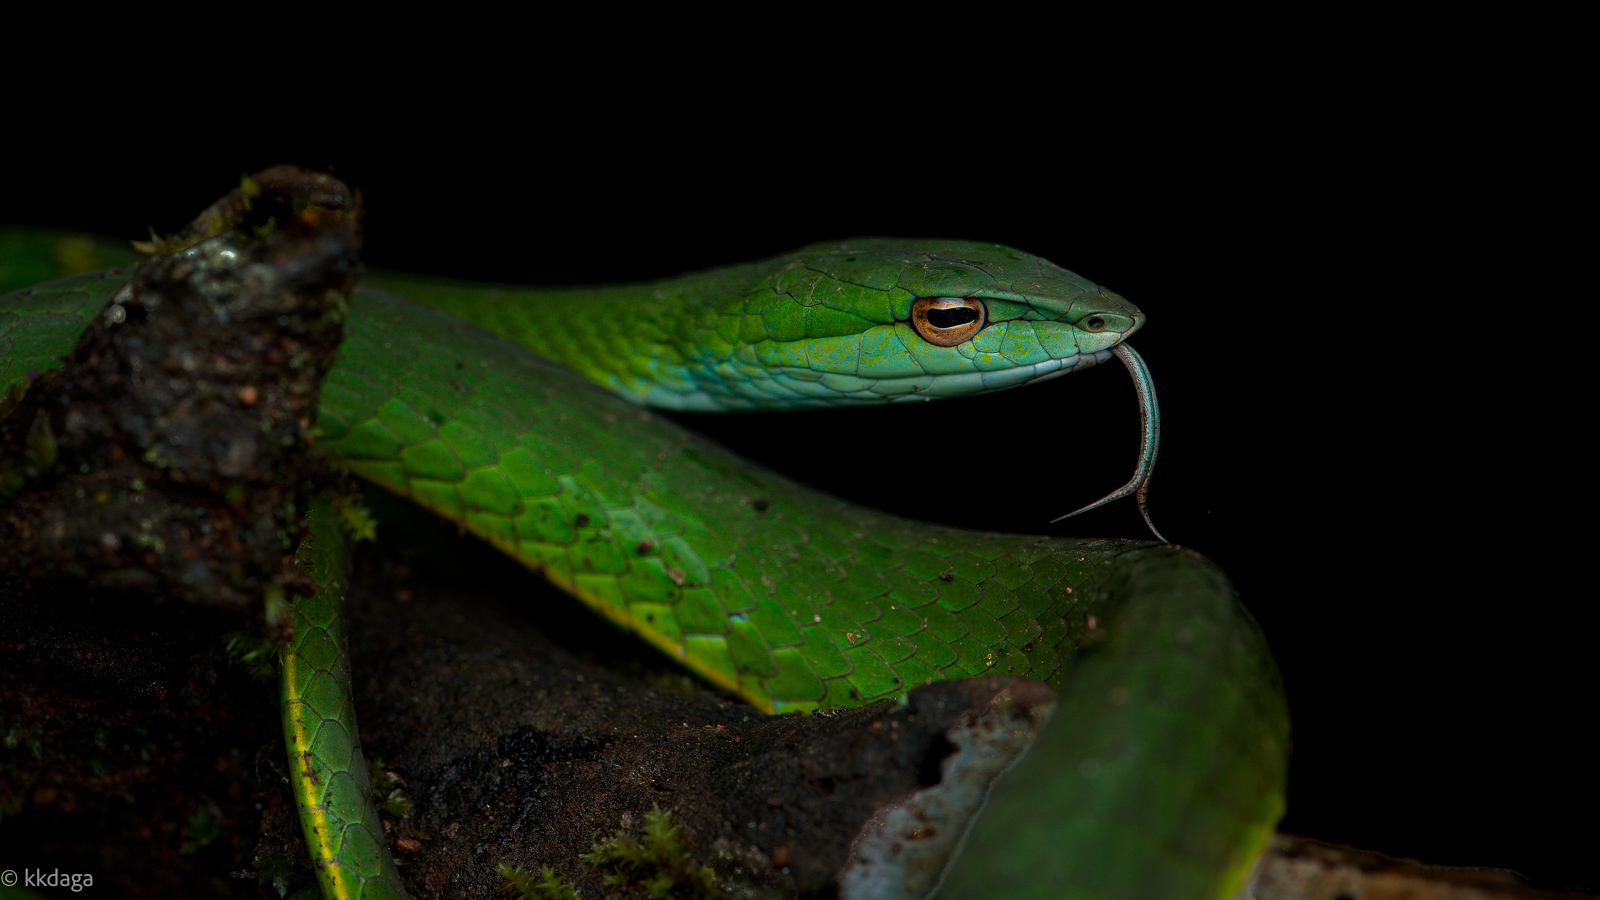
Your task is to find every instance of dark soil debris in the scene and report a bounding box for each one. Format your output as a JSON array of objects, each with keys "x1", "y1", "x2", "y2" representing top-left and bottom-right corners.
[
  {"x1": 0, "y1": 166, "x2": 359, "y2": 610},
  {"x1": 343, "y1": 511, "x2": 1053, "y2": 900}
]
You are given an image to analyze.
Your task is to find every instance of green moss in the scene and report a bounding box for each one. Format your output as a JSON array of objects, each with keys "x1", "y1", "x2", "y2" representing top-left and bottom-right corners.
[
  {"x1": 130, "y1": 227, "x2": 196, "y2": 257},
  {"x1": 499, "y1": 864, "x2": 584, "y2": 900},
  {"x1": 335, "y1": 493, "x2": 378, "y2": 542},
  {"x1": 497, "y1": 806, "x2": 723, "y2": 900},
  {"x1": 367, "y1": 757, "x2": 411, "y2": 819},
  {"x1": 251, "y1": 846, "x2": 309, "y2": 899},
  {"x1": 223, "y1": 574, "x2": 306, "y2": 682},
  {"x1": 132, "y1": 175, "x2": 264, "y2": 256},
  {"x1": 582, "y1": 804, "x2": 720, "y2": 899},
  {"x1": 223, "y1": 630, "x2": 277, "y2": 682}
]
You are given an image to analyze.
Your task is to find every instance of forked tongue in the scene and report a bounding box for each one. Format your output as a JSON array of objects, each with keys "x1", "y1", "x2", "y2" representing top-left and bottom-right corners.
[{"x1": 1050, "y1": 342, "x2": 1166, "y2": 542}]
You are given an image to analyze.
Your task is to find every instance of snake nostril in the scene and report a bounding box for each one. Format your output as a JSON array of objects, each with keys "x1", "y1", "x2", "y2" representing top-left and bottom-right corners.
[{"x1": 1086, "y1": 316, "x2": 1106, "y2": 330}]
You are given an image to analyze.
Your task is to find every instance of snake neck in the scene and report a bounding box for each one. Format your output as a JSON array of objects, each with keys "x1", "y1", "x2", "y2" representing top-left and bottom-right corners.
[{"x1": 364, "y1": 267, "x2": 752, "y2": 410}]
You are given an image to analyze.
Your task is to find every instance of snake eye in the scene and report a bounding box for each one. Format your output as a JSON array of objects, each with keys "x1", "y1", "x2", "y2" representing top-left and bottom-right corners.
[
  {"x1": 910, "y1": 296, "x2": 986, "y2": 347},
  {"x1": 1083, "y1": 315, "x2": 1107, "y2": 332}
]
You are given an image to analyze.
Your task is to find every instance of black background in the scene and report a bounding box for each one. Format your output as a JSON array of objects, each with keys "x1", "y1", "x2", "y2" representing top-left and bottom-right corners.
[{"x1": 7, "y1": 79, "x2": 1587, "y2": 889}]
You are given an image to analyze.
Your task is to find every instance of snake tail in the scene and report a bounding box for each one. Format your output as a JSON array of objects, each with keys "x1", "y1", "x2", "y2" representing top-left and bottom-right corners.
[{"x1": 281, "y1": 492, "x2": 408, "y2": 900}]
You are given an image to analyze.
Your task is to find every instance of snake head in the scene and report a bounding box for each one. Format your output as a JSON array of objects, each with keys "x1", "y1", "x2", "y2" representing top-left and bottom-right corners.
[{"x1": 691, "y1": 238, "x2": 1144, "y2": 409}]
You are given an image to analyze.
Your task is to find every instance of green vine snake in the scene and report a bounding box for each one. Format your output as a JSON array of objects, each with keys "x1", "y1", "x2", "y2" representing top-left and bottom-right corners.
[{"x1": 0, "y1": 188, "x2": 1287, "y2": 899}]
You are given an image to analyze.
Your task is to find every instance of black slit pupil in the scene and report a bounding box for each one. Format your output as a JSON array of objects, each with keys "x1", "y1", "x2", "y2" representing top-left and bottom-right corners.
[{"x1": 927, "y1": 307, "x2": 978, "y2": 328}]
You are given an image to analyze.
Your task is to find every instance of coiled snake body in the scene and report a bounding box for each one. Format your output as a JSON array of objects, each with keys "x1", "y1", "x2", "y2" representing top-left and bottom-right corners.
[{"x1": 1, "y1": 219, "x2": 1286, "y2": 899}]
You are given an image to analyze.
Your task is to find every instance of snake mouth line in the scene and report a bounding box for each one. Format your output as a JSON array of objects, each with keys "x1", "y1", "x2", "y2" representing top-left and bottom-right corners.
[
  {"x1": 648, "y1": 348, "x2": 1119, "y2": 411},
  {"x1": 880, "y1": 347, "x2": 1116, "y2": 402}
]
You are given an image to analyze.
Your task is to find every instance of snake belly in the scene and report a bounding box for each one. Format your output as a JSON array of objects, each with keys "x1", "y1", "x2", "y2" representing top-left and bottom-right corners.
[{"x1": 1, "y1": 236, "x2": 1289, "y2": 900}]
